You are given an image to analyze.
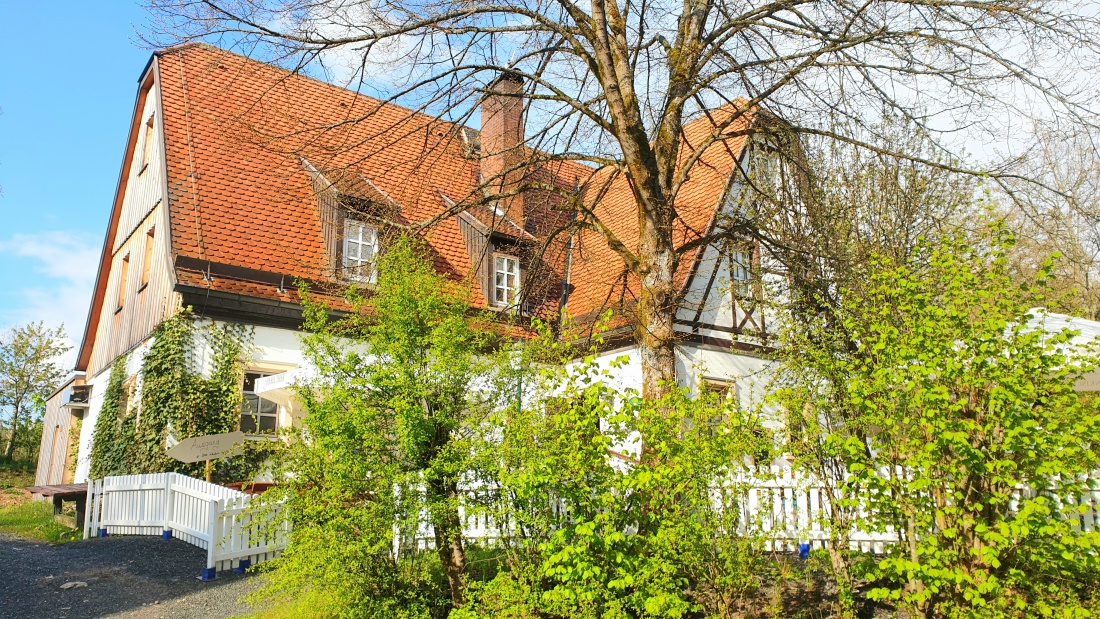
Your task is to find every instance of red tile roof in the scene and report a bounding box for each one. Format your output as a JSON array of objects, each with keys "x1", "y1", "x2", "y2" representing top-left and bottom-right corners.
[
  {"x1": 131, "y1": 43, "x2": 749, "y2": 339},
  {"x1": 565, "y1": 104, "x2": 753, "y2": 324}
]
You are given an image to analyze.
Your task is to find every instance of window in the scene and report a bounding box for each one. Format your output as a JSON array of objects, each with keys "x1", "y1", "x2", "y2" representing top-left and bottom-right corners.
[
  {"x1": 730, "y1": 248, "x2": 752, "y2": 299},
  {"x1": 494, "y1": 254, "x2": 520, "y2": 306},
  {"x1": 116, "y1": 254, "x2": 130, "y2": 312},
  {"x1": 702, "y1": 379, "x2": 738, "y2": 436},
  {"x1": 343, "y1": 219, "x2": 377, "y2": 283},
  {"x1": 703, "y1": 379, "x2": 735, "y2": 400},
  {"x1": 140, "y1": 228, "x2": 155, "y2": 291},
  {"x1": 140, "y1": 115, "x2": 155, "y2": 173},
  {"x1": 240, "y1": 372, "x2": 279, "y2": 433}
]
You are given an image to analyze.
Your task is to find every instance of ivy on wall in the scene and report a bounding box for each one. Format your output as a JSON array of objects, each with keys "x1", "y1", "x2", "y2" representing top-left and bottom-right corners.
[
  {"x1": 88, "y1": 355, "x2": 129, "y2": 479},
  {"x1": 89, "y1": 309, "x2": 259, "y2": 481}
]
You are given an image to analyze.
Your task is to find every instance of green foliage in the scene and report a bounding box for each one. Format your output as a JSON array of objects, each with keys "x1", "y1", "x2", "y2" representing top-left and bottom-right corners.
[
  {"x1": 0, "y1": 321, "x2": 70, "y2": 462},
  {"x1": 0, "y1": 499, "x2": 81, "y2": 543},
  {"x1": 774, "y1": 226, "x2": 1100, "y2": 617},
  {"x1": 89, "y1": 355, "x2": 129, "y2": 479},
  {"x1": 89, "y1": 309, "x2": 256, "y2": 481},
  {"x1": 456, "y1": 353, "x2": 773, "y2": 619},
  {"x1": 253, "y1": 235, "x2": 508, "y2": 618}
]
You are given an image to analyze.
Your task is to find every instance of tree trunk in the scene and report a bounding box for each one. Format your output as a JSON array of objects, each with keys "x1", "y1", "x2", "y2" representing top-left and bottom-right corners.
[
  {"x1": 635, "y1": 228, "x2": 679, "y2": 400},
  {"x1": 427, "y1": 476, "x2": 467, "y2": 607},
  {"x1": 3, "y1": 402, "x2": 20, "y2": 460}
]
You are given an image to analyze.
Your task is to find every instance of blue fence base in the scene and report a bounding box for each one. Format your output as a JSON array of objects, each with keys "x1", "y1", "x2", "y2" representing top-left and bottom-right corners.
[
  {"x1": 201, "y1": 567, "x2": 217, "y2": 581},
  {"x1": 98, "y1": 528, "x2": 108, "y2": 538},
  {"x1": 236, "y1": 559, "x2": 251, "y2": 574},
  {"x1": 161, "y1": 530, "x2": 173, "y2": 540}
]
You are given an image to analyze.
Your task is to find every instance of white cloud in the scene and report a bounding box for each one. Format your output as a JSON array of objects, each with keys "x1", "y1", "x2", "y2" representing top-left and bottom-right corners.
[
  {"x1": 0, "y1": 230, "x2": 100, "y2": 369},
  {"x1": 0, "y1": 231, "x2": 99, "y2": 287}
]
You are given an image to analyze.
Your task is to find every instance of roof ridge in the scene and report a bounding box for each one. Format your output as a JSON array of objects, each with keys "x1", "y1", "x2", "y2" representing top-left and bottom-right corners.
[{"x1": 156, "y1": 42, "x2": 467, "y2": 133}]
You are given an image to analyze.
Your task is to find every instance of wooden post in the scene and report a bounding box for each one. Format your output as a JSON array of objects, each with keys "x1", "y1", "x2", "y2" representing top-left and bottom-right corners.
[{"x1": 205, "y1": 459, "x2": 212, "y2": 483}]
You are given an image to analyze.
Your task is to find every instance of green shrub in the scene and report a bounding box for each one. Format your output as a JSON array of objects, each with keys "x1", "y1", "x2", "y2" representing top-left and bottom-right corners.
[{"x1": 775, "y1": 227, "x2": 1100, "y2": 618}]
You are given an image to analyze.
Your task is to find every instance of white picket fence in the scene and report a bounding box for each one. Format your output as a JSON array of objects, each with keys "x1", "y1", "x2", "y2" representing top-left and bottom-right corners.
[
  {"x1": 398, "y1": 467, "x2": 899, "y2": 554},
  {"x1": 404, "y1": 465, "x2": 1100, "y2": 555},
  {"x1": 733, "y1": 466, "x2": 1100, "y2": 553},
  {"x1": 84, "y1": 473, "x2": 287, "y2": 578},
  {"x1": 85, "y1": 468, "x2": 1100, "y2": 571}
]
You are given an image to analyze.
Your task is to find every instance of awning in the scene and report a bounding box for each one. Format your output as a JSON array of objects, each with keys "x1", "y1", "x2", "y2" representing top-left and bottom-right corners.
[{"x1": 254, "y1": 367, "x2": 315, "y2": 410}]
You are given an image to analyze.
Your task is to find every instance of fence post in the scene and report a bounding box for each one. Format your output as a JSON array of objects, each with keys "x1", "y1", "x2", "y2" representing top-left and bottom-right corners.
[
  {"x1": 97, "y1": 478, "x2": 108, "y2": 538},
  {"x1": 83, "y1": 479, "x2": 94, "y2": 540},
  {"x1": 162, "y1": 473, "x2": 174, "y2": 540},
  {"x1": 202, "y1": 497, "x2": 220, "y2": 580}
]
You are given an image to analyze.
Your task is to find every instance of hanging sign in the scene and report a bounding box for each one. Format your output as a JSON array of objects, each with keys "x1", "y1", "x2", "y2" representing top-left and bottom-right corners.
[{"x1": 166, "y1": 431, "x2": 246, "y2": 463}]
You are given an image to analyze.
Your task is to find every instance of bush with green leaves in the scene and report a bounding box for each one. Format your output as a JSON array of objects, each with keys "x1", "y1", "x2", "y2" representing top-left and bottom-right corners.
[
  {"x1": 455, "y1": 350, "x2": 774, "y2": 619},
  {"x1": 774, "y1": 228, "x2": 1100, "y2": 618}
]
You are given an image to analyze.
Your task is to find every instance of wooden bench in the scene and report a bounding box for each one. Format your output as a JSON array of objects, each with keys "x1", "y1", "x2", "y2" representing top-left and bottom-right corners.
[{"x1": 27, "y1": 484, "x2": 88, "y2": 530}]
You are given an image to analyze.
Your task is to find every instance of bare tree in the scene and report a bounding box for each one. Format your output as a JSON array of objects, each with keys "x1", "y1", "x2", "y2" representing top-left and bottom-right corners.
[
  {"x1": 147, "y1": 0, "x2": 1100, "y2": 397},
  {"x1": 998, "y1": 123, "x2": 1100, "y2": 320},
  {"x1": 750, "y1": 117, "x2": 979, "y2": 323},
  {"x1": 0, "y1": 322, "x2": 70, "y2": 462}
]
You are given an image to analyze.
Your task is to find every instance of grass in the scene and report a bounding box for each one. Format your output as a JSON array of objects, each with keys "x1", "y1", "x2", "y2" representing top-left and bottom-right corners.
[
  {"x1": 0, "y1": 462, "x2": 36, "y2": 490},
  {"x1": 235, "y1": 590, "x2": 338, "y2": 619},
  {"x1": 0, "y1": 459, "x2": 80, "y2": 543},
  {"x1": 0, "y1": 499, "x2": 81, "y2": 543}
]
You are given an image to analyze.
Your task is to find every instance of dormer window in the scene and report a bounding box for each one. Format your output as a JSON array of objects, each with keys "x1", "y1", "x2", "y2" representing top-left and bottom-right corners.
[
  {"x1": 494, "y1": 254, "x2": 520, "y2": 306},
  {"x1": 344, "y1": 218, "x2": 378, "y2": 283}
]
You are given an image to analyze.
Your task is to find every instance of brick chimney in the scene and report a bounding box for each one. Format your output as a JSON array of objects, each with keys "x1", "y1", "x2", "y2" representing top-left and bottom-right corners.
[{"x1": 481, "y1": 72, "x2": 525, "y2": 221}]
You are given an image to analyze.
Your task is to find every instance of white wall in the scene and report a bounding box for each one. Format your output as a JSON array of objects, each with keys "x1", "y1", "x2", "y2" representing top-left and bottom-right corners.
[
  {"x1": 76, "y1": 322, "x2": 309, "y2": 482},
  {"x1": 74, "y1": 339, "x2": 153, "y2": 483}
]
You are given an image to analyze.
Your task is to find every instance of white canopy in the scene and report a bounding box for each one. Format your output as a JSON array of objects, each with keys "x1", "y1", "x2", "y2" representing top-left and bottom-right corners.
[{"x1": 254, "y1": 366, "x2": 316, "y2": 410}]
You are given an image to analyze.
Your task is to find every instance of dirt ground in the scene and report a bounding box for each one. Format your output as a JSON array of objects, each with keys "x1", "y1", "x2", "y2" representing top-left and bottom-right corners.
[
  {"x1": 0, "y1": 532, "x2": 263, "y2": 619},
  {"x1": 0, "y1": 468, "x2": 35, "y2": 509}
]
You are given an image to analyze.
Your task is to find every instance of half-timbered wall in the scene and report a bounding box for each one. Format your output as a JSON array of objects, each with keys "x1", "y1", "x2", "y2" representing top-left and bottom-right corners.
[
  {"x1": 675, "y1": 144, "x2": 770, "y2": 343},
  {"x1": 86, "y1": 80, "x2": 180, "y2": 378}
]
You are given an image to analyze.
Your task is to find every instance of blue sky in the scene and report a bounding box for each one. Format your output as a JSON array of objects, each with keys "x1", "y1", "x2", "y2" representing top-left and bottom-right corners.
[{"x1": 0, "y1": 2, "x2": 153, "y2": 362}]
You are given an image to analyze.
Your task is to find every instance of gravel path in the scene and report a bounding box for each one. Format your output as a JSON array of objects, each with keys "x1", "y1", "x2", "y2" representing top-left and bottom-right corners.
[{"x1": 0, "y1": 532, "x2": 264, "y2": 619}]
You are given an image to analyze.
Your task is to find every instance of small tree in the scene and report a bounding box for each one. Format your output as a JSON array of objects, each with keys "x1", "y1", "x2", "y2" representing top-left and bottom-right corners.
[
  {"x1": 255, "y1": 235, "x2": 516, "y2": 615},
  {"x1": 775, "y1": 227, "x2": 1100, "y2": 617},
  {"x1": 0, "y1": 322, "x2": 70, "y2": 462}
]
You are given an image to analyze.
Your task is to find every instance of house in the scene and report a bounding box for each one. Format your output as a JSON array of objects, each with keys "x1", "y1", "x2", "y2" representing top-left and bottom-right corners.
[{"x1": 35, "y1": 43, "x2": 777, "y2": 487}]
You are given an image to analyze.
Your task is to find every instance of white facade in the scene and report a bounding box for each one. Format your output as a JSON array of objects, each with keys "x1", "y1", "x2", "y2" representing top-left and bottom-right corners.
[{"x1": 73, "y1": 322, "x2": 306, "y2": 483}]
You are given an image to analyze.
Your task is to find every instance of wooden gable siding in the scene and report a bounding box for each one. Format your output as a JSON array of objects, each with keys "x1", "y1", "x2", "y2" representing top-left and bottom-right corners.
[
  {"x1": 112, "y1": 90, "x2": 164, "y2": 255},
  {"x1": 456, "y1": 213, "x2": 491, "y2": 303},
  {"x1": 86, "y1": 76, "x2": 181, "y2": 377},
  {"x1": 304, "y1": 162, "x2": 340, "y2": 275},
  {"x1": 34, "y1": 381, "x2": 82, "y2": 486}
]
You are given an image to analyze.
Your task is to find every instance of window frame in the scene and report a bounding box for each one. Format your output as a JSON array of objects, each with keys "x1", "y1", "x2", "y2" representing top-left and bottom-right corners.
[
  {"x1": 729, "y1": 247, "x2": 753, "y2": 300},
  {"x1": 116, "y1": 253, "x2": 130, "y2": 313},
  {"x1": 342, "y1": 218, "x2": 378, "y2": 283},
  {"x1": 139, "y1": 114, "x2": 155, "y2": 175},
  {"x1": 139, "y1": 227, "x2": 155, "y2": 292},
  {"x1": 240, "y1": 371, "x2": 280, "y2": 435},
  {"x1": 493, "y1": 253, "x2": 521, "y2": 308}
]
